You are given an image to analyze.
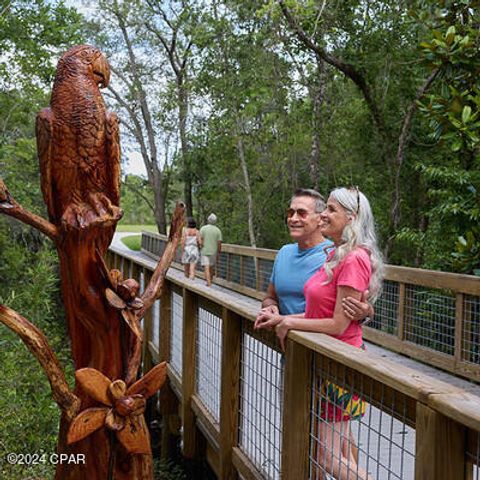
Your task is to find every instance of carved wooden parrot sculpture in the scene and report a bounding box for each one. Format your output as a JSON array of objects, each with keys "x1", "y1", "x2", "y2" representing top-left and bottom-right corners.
[
  {"x1": 0, "y1": 44, "x2": 186, "y2": 480},
  {"x1": 32, "y1": 45, "x2": 126, "y2": 376},
  {"x1": 36, "y1": 44, "x2": 122, "y2": 236}
]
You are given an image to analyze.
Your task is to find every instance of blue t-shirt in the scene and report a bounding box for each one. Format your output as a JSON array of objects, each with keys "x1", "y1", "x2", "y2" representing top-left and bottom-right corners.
[{"x1": 270, "y1": 240, "x2": 333, "y2": 315}]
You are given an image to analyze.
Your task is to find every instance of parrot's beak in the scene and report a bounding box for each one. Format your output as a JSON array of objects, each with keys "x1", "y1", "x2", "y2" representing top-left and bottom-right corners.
[{"x1": 92, "y1": 53, "x2": 110, "y2": 88}]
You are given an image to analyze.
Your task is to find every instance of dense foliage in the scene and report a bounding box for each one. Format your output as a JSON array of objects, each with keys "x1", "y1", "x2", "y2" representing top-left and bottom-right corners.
[{"x1": 76, "y1": 0, "x2": 480, "y2": 274}]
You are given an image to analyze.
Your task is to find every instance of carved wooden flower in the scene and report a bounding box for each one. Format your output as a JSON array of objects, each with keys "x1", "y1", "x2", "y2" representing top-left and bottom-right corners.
[
  {"x1": 105, "y1": 269, "x2": 143, "y2": 339},
  {"x1": 67, "y1": 362, "x2": 167, "y2": 454}
]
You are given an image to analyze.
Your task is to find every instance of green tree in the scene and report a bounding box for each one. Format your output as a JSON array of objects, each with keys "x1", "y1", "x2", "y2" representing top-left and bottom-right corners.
[{"x1": 397, "y1": 0, "x2": 480, "y2": 274}]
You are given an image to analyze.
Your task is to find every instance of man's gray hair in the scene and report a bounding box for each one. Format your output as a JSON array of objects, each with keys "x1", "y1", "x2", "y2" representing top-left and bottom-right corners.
[
  {"x1": 291, "y1": 188, "x2": 326, "y2": 213},
  {"x1": 207, "y1": 213, "x2": 217, "y2": 224}
]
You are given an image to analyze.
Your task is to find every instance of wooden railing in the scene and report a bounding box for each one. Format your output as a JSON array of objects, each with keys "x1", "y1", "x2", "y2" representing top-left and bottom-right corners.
[
  {"x1": 141, "y1": 231, "x2": 480, "y2": 383},
  {"x1": 107, "y1": 244, "x2": 480, "y2": 480}
]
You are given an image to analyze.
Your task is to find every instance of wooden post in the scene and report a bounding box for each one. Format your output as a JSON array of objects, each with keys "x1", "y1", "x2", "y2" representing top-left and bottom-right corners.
[
  {"x1": 465, "y1": 429, "x2": 476, "y2": 480},
  {"x1": 281, "y1": 338, "x2": 312, "y2": 479},
  {"x1": 142, "y1": 268, "x2": 153, "y2": 374},
  {"x1": 226, "y1": 253, "x2": 231, "y2": 282},
  {"x1": 131, "y1": 262, "x2": 141, "y2": 287},
  {"x1": 239, "y1": 255, "x2": 244, "y2": 286},
  {"x1": 158, "y1": 280, "x2": 180, "y2": 460},
  {"x1": 159, "y1": 281, "x2": 172, "y2": 363},
  {"x1": 255, "y1": 256, "x2": 261, "y2": 292},
  {"x1": 110, "y1": 251, "x2": 118, "y2": 270},
  {"x1": 415, "y1": 403, "x2": 466, "y2": 480},
  {"x1": 105, "y1": 250, "x2": 114, "y2": 269},
  {"x1": 124, "y1": 258, "x2": 132, "y2": 279},
  {"x1": 219, "y1": 308, "x2": 242, "y2": 479},
  {"x1": 398, "y1": 282, "x2": 406, "y2": 341},
  {"x1": 182, "y1": 288, "x2": 198, "y2": 458}
]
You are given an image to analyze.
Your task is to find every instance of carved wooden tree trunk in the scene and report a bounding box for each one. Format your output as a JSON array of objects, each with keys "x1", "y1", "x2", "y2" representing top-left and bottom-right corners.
[
  {"x1": 54, "y1": 232, "x2": 151, "y2": 479},
  {"x1": 0, "y1": 45, "x2": 184, "y2": 480}
]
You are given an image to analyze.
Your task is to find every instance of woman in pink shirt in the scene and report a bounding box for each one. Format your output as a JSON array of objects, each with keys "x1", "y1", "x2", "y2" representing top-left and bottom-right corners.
[{"x1": 256, "y1": 187, "x2": 383, "y2": 480}]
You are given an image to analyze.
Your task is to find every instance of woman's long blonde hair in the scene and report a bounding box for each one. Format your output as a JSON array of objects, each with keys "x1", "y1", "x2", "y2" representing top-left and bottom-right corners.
[{"x1": 323, "y1": 187, "x2": 384, "y2": 303}]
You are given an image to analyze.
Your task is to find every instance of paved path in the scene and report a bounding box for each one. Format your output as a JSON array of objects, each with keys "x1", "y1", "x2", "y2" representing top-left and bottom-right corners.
[{"x1": 110, "y1": 232, "x2": 137, "y2": 253}]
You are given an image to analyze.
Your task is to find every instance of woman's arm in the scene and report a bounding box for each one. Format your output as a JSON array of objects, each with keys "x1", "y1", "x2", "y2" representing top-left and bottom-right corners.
[
  {"x1": 343, "y1": 291, "x2": 375, "y2": 322},
  {"x1": 265, "y1": 286, "x2": 362, "y2": 350}
]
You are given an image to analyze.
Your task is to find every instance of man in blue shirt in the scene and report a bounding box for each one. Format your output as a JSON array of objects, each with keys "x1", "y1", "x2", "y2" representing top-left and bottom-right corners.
[{"x1": 255, "y1": 188, "x2": 370, "y2": 321}]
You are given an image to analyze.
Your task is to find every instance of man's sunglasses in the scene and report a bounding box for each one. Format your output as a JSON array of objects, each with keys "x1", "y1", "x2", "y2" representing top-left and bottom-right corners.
[{"x1": 286, "y1": 208, "x2": 317, "y2": 220}]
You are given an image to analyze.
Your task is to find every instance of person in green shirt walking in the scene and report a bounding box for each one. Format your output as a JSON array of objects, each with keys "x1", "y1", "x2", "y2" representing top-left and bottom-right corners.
[{"x1": 200, "y1": 213, "x2": 223, "y2": 287}]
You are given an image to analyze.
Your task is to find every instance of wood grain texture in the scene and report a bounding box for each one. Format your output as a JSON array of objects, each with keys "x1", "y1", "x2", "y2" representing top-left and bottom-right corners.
[
  {"x1": 181, "y1": 288, "x2": 199, "y2": 458},
  {"x1": 281, "y1": 339, "x2": 312, "y2": 479},
  {"x1": 219, "y1": 308, "x2": 242, "y2": 480},
  {"x1": 415, "y1": 403, "x2": 466, "y2": 480}
]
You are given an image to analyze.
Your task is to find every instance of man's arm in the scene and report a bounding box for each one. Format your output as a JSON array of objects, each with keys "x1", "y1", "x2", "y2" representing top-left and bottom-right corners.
[
  {"x1": 217, "y1": 240, "x2": 222, "y2": 254},
  {"x1": 342, "y1": 290, "x2": 374, "y2": 323},
  {"x1": 261, "y1": 282, "x2": 278, "y2": 309},
  {"x1": 255, "y1": 282, "x2": 279, "y2": 329}
]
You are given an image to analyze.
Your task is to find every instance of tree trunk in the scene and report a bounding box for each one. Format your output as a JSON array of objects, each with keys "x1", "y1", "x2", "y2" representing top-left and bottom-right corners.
[
  {"x1": 109, "y1": 5, "x2": 169, "y2": 235},
  {"x1": 54, "y1": 230, "x2": 153, "y2": 479},
  {"x1": 385, "y1": 68, "x2": 440, "y2": 258},
  {"x1": 151, "y1": 165, "x2": 167, "y2": 234},
  {"x1": 178, "y1": 78, "x2": 193, "y2": 217},
  {"x1": 235, "y1": 119, "x2": 257, "y2": 248},
  {"x1": 309, "y1": 55, "x2": 326, "y2": 191}
]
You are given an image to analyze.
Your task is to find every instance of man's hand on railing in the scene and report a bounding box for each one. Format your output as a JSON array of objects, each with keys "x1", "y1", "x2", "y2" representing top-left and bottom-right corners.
[
  {"x1": 254, "y1": 304, "x2": 279, "y2": 330},
  {"x1": 342, "y1": 290, "x2": 373, "y2": 325}
]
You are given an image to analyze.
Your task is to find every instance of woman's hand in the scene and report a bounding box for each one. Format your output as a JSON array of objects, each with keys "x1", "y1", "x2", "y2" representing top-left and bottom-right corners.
[{"x1": 275, "y1": 317, "x2": 292, "y2": 351}]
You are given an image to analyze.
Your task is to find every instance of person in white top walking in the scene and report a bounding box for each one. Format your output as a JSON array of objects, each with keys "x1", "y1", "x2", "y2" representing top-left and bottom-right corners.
[{"x1": 181, "y1": 217, "x2": 202, "y2": 280}]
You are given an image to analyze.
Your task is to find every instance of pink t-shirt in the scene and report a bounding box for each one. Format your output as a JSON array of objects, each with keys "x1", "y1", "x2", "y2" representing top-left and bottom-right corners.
[{"x1": 303, "y1": 248, "x2": 372, "y2": 347}]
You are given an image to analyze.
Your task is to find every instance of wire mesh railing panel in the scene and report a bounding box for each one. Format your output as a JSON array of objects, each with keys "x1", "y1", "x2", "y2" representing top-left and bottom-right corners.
[
  {"x1": 463, "y1": 295, "x2": 480, "y2": 365},
  {"x1": 467, "y1": 429, "x2": 480, "y2": 480},
  {"x1": 243, "y1": 255, "x2": 257, "y2": 290},
  {"x1": 170, "y1": 290, "x2": 183, "y2": 379},
  {"x1": 404, "y1": 285, "x2": 456, "y2": 355},
  {"x1": 230, "y1": 254, "x2": 241, "y2": 284},
  {"x1": 310, "y1": 354, "x2": 416, "y2": 480},
  {"x1": 196, "y1": 303, "x2": 222, "y2": 424},
  {"x1": 258, "y1": 258, "x2": 274, "y2": 292},
  {"x1": 239, "y1": 325, "x2": 284, "y2": 479},
  {"x1": 216, "y1": 252, "x2": 228, "y2": 280},
  {"x1": 369, "y1": 280, "x2": 399, "y2": 335},
  {"x1": 151, "y1": 299, "x2": 161, "y2": 347}
]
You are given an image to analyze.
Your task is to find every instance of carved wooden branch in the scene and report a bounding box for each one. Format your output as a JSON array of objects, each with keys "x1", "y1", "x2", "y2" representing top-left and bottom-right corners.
[
  {"x1": 0, "y1": 177, "x2": 59, "y2": 241},
  {"x1": 124, "y1": 201, "x2": 185, "y2": 385},
  {"x1": 141, "y1": 201, "x2": 185, "y2": 312},
  {"x1": 0, "y1": 304, "x2": 80, "y2": 421}
]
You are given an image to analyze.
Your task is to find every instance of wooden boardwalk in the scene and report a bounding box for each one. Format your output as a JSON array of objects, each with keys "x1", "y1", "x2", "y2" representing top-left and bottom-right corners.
[{"x1": 111, "y1": 241, "x2": 480, "y2": 479}]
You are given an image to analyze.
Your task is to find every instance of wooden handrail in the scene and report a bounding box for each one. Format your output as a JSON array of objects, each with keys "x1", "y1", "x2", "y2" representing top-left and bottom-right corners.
[
  {"x1": 141, "y1": 231, "x2": 480, "y2": 293},
  {"x1": 140, "y1": 232, "x2": 480, "y2": 383}
]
